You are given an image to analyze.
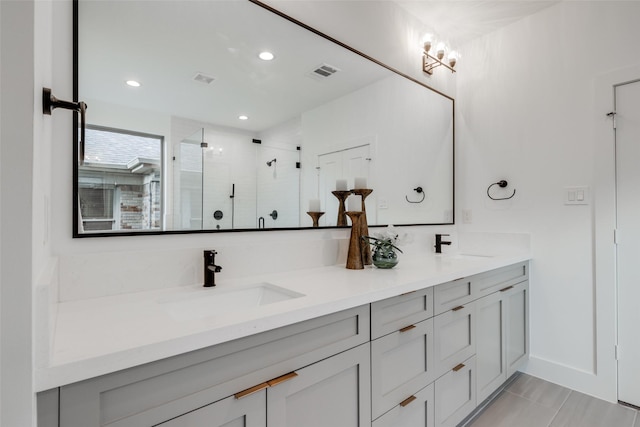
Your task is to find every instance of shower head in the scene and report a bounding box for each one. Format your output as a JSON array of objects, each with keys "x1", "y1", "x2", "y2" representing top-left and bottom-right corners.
[{"x1": 266, "y1": 158, "x2": 277, "y2": 166}]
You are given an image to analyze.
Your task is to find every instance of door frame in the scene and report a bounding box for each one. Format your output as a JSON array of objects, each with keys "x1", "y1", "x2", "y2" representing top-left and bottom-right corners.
[{"x1": 593, "y1": 65, "x2": 640, "y2": 403}]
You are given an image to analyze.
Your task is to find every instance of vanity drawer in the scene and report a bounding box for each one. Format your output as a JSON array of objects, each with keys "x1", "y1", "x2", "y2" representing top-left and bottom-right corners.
[
  {"x1": 59, "y1": 305, "x2": 369, "y2": 427},
  {"x1": 433, "y1": 302, "x2": 475, "y2": 379},
  {"x1": 433, "y1": 277, "x2": 475, "y2": 316},
  {"x1": 371, "y1": 286, "x2": 434, "y2": 339},
  {"x1": 434, "y1": 355, "x2": 476, "y2": 427},
  {"x1": 372, "y1": 382, "x2": 434, "y2": 427},
  {"x1": 371, "y1": 318, "x2": 435, "y2": 419},
  {"x1": 475, "y1": 262, "x2": 528, "y2": 298}
]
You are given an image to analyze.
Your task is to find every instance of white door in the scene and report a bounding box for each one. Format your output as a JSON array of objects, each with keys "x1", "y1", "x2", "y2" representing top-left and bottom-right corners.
[
  {"x1": 616, "y1": 79, "x2": 640, "y2": 407},
  {"x1": 317, "y1": 145, "x2": 371, "y2": 226}
]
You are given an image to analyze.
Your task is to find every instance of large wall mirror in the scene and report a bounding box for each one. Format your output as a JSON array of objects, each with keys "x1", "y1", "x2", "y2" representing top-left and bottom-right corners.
[{"x1": 74, "y1": 0, "x2": 454, "y2": 237}]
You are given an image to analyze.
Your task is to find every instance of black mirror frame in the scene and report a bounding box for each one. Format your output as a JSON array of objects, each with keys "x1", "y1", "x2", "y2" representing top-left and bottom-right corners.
[{"x1": 72, "y1": 0, "x2": 455, "y2": 238}]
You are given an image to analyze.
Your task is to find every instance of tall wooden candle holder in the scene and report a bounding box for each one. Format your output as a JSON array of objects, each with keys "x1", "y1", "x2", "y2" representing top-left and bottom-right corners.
[
  {"x1": 352, "y1": 188, "x2": 373, "y2": 265},
  {"x1": 306, "y1": 211, "x2": 325, "y2": 228},
  {"x1": 345, "y1": 211, "x2": 365, "y2": 270},
  {"x1": 331, "y1": 190, "x2": 351, "y2": 226}
]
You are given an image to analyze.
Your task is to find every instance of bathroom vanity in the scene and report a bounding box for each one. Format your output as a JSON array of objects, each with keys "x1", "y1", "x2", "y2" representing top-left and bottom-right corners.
[{"x1": 37, "y1": 255, "x2": 529, "y2": 427}]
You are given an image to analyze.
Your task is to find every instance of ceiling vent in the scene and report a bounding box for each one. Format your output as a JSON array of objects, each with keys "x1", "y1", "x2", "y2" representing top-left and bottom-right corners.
[
  {"x1": 308, "y1": 63, "x2": 340, "y2": 80},
  {"x1": 193, "y1": 72, "x2": 215, "y2": 85}
]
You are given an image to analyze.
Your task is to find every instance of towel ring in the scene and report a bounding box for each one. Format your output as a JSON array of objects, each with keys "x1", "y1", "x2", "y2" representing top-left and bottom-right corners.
[
  {"x1": 406, "y1": 186, "x2": 426, "y2": 203},
  {"x1": 487, "y1": 180, "x2": 516, "y2": 200}
]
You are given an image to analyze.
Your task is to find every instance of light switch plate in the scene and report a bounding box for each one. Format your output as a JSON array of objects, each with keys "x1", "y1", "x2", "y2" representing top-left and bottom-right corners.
[{"x1": 564, "y1": 186, "x2": 589, "y2": 205}]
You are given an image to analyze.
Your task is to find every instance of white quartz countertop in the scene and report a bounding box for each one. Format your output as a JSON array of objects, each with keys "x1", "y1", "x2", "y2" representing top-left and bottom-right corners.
[{"x1": 37, "y1": 252, "x2": 530, "y2": 391}]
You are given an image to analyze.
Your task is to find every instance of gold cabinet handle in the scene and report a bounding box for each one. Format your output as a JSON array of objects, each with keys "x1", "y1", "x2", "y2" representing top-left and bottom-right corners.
[
  {"x1": 399, "y1": 395, "x2": 417, "y2": 407},
  {"x1": 500, "y1": 285, "x2": 514, "y2": 292},
  {"x1": 452, "y1": 305, "x2": 465, "y2": 311},
  {"x1": 400, "y1": 290, "x2": 417, "y2": 296},
  {"x1": 452, "y1": 363, "x2": 465, "y2": 372},
  {"x1": 234, "y1": 382, "x2": 269, "y2": 399},
  {"x1": 399, "y1": 324, "x2": 416, "y2": 333},
  {"x1": 267, "y1": 372, "x2": 298, "y2": 387}
]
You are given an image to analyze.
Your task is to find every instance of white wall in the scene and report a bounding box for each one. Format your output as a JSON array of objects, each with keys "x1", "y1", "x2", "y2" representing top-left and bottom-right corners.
[
  {"x1": 456, "y1": 1, "x2": 640, "y2": 401},
  {"x1": 1, "y1": 1, "x2": 38, "y2": 425}
]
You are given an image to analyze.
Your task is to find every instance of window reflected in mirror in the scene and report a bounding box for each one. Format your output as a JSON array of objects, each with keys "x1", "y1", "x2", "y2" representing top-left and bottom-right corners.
[{"x1": 78, "y1": 126, "x2": 163, "y2": 232}]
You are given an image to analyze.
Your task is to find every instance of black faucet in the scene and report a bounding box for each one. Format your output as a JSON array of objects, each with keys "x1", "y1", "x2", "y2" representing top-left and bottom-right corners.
[
  {"x1": 434, "y1": 234, "x2": 451, "y2": 253},
  {"x1": 204, "y1": 250, "x2": 222, "y2": 287}
]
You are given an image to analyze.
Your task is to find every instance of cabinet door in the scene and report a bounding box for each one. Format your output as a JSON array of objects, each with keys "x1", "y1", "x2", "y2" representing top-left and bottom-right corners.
[
  {"x1": 157, "y1": 390, "x2": 266, "y2": 427},
  {"x1": 267, "y1": 343, "x2": 371, "y2": 427},
  {"x1": 433, "y1": 303, "x2": 475, "y2": 378},
  {"x1": 372, "y1": 383, "x2": 434, "y2": 427},
  {"x1": 506, "y1": 281, "x2": 529, "y2": 377},
  {"x1": 371, "y1": 318, "x2": 434, "y2": 419},
  {"x1": 475, "y1": 290, "x2": 506, "y2": 403},
  {"x1": 434, "y1": 356, "x2": 476, "y2": 427}
]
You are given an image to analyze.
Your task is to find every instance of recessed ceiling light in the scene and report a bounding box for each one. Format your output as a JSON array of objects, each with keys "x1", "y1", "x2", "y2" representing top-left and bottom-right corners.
[
  {"x1": 126, "y1": 80, "x2": 141, "y2": 87},
  {"x1": 238, "y1": 115, "x2": 249, "y2": 120},
  {"x1": 258, "y1": 51, "x2": 275, "y2": 61}
]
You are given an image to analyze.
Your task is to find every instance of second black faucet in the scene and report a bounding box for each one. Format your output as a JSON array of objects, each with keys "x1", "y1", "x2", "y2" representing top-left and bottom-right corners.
[
  {"x1": 204, "y1": 250, "x2": 222, "y2": 287},
  {"x1": 435, "y1": 234, "x2": 452, "y2": 253}
]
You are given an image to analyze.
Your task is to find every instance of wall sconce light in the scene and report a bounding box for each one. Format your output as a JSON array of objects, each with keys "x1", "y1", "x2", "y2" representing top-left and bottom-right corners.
[{"x1": 422, "y1": 36, "x2": 457, "y2": 75}]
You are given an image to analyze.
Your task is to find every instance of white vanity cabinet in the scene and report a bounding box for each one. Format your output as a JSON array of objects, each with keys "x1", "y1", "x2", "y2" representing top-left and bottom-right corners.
[
  {"x1": 369, "y1": 261, "x2": 528, "y2": 427},
  {"x1": 51, "y1": 305, "x2": 370, "y2": 427},
  {"x1": 476, "y1": 279, "x2": 529, "y2": 402},
  {"x1": 38, "y1": 261, "x2": 529, "y2": 427}
]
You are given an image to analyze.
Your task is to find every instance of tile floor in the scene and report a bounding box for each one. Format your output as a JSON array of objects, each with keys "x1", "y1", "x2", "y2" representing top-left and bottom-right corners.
[{"x1": 463, "y1": 374, "x2": 639, "y2": 427}]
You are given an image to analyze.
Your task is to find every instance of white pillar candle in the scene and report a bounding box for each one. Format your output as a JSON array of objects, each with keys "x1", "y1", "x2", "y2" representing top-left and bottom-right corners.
[
  {"x1": 347, "y1": 194, "x2": 361, "y2": 211},
  {"x1": 354, "y1": 177, "x2": 367, "y2": 189},
  {"x1": 308, "y1": 199, "x2": 321, "y2": 212},
  {"x1": 336, "y1": 179, "x2": 348, "y2": 191}
]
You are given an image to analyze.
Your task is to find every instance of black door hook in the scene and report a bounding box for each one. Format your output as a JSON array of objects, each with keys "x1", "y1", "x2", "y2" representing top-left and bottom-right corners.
[{"x1": 43, "y1": 88, "x2": 88, "y2": 164}]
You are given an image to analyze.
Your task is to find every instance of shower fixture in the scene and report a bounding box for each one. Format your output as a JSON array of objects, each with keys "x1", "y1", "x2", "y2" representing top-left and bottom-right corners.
[{"x1": 266, "y1": 158, "x2": 277, "y2": 167}]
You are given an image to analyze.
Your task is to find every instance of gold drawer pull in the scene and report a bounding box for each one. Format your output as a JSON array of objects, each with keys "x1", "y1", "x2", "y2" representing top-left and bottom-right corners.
[
  {"x1": 399, "y1": 395, "x2": 417, "y2": 407},
  {"x1": 500, "y1": 285, "x2": 514, "y2": 292},
  {"x1": 399, "y1": 324, "x2": 416, "y2": 333},
  {"x1": 400, "y1": 290, "x2": 417, "y2": 296},
  {"x1": 267, "y1": 372, "x2": 298, "y2": 387},
  {"x1": 452, "y1": 363, "x2": 465, "y2": 372},
  {"x1": 452, "y1": 305, "x2": 465, "y2": 311},
  {"x1": 234, "y1": 382, "x2": 269, "y2": 399}
]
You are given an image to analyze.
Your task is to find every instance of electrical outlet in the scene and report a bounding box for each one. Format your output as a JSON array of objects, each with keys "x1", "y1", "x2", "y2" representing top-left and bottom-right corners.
[{"x1": 462, "y1": 209, "x2": 473, "y2": 224}]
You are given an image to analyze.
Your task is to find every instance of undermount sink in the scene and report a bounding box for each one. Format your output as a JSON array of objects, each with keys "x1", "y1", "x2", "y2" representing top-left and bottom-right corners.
[
  {"x1": 445, "y1": 253, "x2": 495, "y2": 260},
  {"x1": 158, "y1": 283, "x2": 305, "y2": 321}
]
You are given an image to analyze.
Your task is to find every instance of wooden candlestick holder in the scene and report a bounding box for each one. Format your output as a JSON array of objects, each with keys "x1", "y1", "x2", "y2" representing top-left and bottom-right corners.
[
  {"x1": 306, "y1": 211, "x2": 325, "y2": 228},
  {"x1": 352, "y1": 188, "x2": 373, "y2": 265},
  {"x1": 331, "y1": 190, "x2": 351, "y2": 226},
  {"x1": 345, "y1": 211, "x2": 365, "y2": 270}
]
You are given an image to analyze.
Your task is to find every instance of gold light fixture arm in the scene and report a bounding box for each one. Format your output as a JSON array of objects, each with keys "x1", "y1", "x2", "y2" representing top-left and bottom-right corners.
[{"x1": 422, "y1": 52, "x2": 456, "y2": 75}]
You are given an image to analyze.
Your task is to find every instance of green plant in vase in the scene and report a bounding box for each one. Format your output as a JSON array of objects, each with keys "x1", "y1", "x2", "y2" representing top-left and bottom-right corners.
[{"x1": 362, "y1": 235, "x2": 403, "y2": 269}]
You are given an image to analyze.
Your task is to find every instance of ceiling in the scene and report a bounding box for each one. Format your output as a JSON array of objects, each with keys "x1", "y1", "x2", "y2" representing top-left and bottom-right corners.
[{"x1": 393, "y1": 1, "x2": 561, "y2": 48}]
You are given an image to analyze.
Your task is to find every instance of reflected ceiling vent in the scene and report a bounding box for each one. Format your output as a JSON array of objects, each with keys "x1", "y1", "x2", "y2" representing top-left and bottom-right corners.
[
  {"x1": 308, "y1": 63, "x2": 340, "y2": 80},
  {"x1": 193, "y1": 72, "x2": 215, "y2": 85}
]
